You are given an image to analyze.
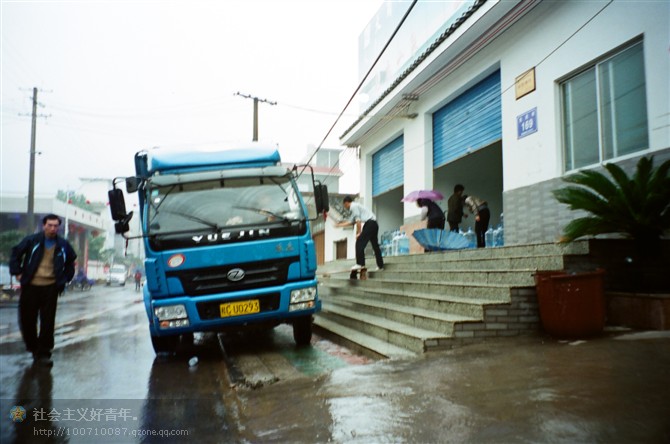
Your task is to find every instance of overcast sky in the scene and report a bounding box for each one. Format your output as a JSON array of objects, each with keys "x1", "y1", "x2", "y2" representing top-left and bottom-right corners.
[{"x1": 1, "y1": 0, "x2": 381, "y2": 197}]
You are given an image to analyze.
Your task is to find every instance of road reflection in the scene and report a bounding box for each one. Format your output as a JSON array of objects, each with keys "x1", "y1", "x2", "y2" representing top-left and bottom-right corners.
[
  {"x1": 140, "y1": 333, "x2": 236, "y2": 443},
  {"x1": 10, "y1": 364, "x2": 67, "y2": 444}
]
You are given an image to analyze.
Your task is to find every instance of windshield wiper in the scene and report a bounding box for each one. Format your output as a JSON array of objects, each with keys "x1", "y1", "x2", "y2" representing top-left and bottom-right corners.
[
  {"x1": 233, "y1": 206, "x2": 295, "y2": 223},
  {"x1": 157, "y1": 210, "x2": 221, "y2": 231}
]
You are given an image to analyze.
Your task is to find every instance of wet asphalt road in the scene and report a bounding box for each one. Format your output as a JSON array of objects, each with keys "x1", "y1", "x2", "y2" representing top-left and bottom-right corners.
[
  {"x1": 0, "y1": 284, "x2": 369, "y2": 443},
  {"x1": 232, "y1": 331, "x2": 670, "y2": 443},
  {"x1": 2, "y1": 285, "x2": 669, "y2": 443},
  {"x1": 0, "y1": 285, "x2": 235, "y2": 443}
]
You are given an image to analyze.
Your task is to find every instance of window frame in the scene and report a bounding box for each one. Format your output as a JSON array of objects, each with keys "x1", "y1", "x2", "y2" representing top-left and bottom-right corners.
[{"x1": 559, "y1": 38, "x2": 648, "y2": 172}]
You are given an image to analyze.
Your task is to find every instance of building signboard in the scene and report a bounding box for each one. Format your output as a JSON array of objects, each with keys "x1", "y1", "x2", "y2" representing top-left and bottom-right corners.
[
  {"x1": 515, "y1": 67, "x2": 536, "y2": 100},
  {"x1": 517, "y1": 108, "x2": 538, "y2": 139}
]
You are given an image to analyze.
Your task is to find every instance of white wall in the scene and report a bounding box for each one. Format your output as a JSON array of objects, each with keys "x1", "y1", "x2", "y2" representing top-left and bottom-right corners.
[
  {"x1": 499, "y1": 0, "x2": 670, "y2": 191},
  {"x1": 354, "y1": 0, "x2": 670, "y2": 228}
]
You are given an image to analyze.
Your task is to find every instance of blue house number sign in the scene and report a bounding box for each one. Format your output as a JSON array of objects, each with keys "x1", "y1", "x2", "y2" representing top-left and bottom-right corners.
[{"x1": 517, "y1": 107, "x2": 538, "y2": 139}]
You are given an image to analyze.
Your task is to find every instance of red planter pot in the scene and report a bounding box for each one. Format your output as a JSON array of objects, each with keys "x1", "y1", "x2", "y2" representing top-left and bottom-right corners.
[{"x1": 534, "y1": 269, "x2": 606, "y2": 339}]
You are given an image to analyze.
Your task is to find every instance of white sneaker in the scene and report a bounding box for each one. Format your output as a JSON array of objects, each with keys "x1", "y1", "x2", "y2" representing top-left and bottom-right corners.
[
  {"x1": 373, "y1": 267, "x2": 384, "y2": 272},
  {"x1": 351, "y1": 264, "x2": 364, "y2": 271}
]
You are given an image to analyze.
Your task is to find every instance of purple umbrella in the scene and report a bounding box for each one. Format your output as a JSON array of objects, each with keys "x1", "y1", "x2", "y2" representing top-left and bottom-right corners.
[{"x1": 401, "y1": 190, "x2": 444, "y2": 202}]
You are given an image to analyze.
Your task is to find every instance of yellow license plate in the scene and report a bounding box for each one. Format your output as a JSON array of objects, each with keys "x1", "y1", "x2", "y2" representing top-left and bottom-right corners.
[{"x1": 220, "y1": 299, "x2": 260, "y2": 318}]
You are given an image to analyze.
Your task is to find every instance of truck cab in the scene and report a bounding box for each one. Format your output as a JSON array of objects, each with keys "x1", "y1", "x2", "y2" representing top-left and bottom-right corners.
[{"x1": 108, "y1": 144, "x2": 329, "y2": 354}]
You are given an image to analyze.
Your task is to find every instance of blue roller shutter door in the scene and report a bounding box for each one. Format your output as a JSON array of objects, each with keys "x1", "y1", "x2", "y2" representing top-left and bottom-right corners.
[
  {"x1": 372, "y1": 135, "x2": 404, "y2": 197},
  {"x1": 433, "y1": 71, "x2": 502, "y2": 168}
]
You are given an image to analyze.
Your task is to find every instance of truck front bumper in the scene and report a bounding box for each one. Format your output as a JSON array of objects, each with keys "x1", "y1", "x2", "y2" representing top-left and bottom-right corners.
[{"x1": 147, "y1": 280, "x2": 320, "y2": 336}]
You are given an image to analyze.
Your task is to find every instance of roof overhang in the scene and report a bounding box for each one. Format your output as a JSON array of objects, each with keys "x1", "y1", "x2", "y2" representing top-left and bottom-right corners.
[{"x1": 340, "y1": 0, "x2": 539, "y2": 148}]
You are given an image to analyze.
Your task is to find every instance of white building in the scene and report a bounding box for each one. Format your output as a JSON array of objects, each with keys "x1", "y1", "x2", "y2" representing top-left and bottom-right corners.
[{"x1": 340, "y1": 0, "x2": 669, "y2": 246}]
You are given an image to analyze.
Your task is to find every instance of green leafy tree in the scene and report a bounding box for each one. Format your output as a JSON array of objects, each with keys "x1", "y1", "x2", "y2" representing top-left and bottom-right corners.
[
  {"x1": 553, "y1": 156, "x2": 670, "y2": 248},
  {"x1": 56, "y1": 190, "x2": 90, "y2": 210},
  {"x1": 88, "y1": 235, "x2": 107, "y2": 261},
  {"x1": 0, "y1": 230, "x2": 25, "y2": 263},
  {"x1": 99, "y1": 248, "x2": 115, "y2": 266}
]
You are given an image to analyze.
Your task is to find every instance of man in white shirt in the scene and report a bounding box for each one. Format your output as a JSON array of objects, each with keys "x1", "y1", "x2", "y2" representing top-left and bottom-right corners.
[{"x1": 336, "y1": 196, "x2": 384, "y2": 271}]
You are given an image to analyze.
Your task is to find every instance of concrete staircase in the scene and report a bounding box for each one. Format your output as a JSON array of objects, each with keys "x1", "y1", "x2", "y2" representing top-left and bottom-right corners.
[{"x1": 314, "y1": 241, "x2": 591, "y2": 358}]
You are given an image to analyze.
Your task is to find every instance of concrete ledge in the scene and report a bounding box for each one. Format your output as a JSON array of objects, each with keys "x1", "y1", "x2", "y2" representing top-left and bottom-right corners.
[{"x1": 606, "y1": 292, "x2": 670, "y2": 330}]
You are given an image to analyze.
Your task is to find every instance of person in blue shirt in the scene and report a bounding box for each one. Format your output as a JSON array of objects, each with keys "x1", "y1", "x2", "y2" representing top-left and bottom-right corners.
[
  {"x1": 10, "y1": 214, "x2": 77, "y2": 367},
  {"x1": 336, "y1": 196, "x2": 384, "y2": 271}
]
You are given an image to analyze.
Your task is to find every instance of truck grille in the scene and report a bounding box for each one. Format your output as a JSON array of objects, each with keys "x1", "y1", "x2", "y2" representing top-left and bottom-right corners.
[
  {"x1": 166, "y1": 257, "x2": 296, "y2": 296},
  {"x1": 196, "y1": 293, "x2": 281, "y2": 320}
]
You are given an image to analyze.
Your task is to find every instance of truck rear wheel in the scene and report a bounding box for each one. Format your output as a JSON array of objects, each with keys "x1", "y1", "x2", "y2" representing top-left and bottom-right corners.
[
  {"x1": 151, "y1": 334, "x2": 179, "y2": 354},
  {"x1": 292, "y1": 316, "x2": 312, "y2": 346}
]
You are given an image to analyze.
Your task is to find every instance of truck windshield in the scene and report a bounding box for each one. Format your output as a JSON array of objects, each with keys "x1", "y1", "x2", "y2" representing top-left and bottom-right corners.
[{"x1": 146, "y1": 175, "x2": 304, "y2": 235}]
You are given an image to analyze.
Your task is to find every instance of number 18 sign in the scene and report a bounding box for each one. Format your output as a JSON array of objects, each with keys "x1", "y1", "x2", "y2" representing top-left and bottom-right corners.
[{"x1": 517, "y1": 107, "x2": 538, "y2": 139}]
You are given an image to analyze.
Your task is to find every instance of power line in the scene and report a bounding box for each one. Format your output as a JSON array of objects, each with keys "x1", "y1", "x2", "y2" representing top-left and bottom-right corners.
[
  {"x1": 303, "y1": 0, "x2": 418, "y2": 168},
  {"x1": 298, "y1": 0, "x2": 419, "y2": 183},
  {"x1": 324, "y1": 0, "x2": 616, "y2": 190}
]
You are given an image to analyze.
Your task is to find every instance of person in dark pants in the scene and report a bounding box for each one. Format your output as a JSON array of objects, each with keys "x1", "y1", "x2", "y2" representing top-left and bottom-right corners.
[
  {"x1": 9, "y1": 214, "x2": 77, "y2": 367},
  {"x1": 464, "y1": 195, "x2": 491, "y2": 248},
  {"x1": 336, "y1": 196, "x2": 384, "y2": 271},
  {"x1": 417, "y1": 198, "x2": 446, "y2": 230},
  {"x1": 447, "y1": 184, "x2": 466, "y2": 232},
  {"x1": 134, "y1": 270, "x2": 142, "y2": 291}
]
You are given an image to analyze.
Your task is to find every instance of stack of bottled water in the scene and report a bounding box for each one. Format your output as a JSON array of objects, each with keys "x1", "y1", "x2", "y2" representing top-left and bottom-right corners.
[
  {"x1": 485, "y1": 227, "x2": 495, "y2": 247},
  {"x1": 485, "y1": 213, "x2": 505, "y2": 247},
  {"x1": 398, "y1": 231, "x2": 410, "y2": 255},
  {"x1": 461, "y1": 227, "x2": 476, "y2": 249},
  {"x1": 494, "y1": 213, "x2": 504, "y2": 247},
  {"x1": 381, "y1": 231, "x2": 393, "y2": 257},
  {"x1": 391, "y1": 230, "x2": 410, "y2": 256}
]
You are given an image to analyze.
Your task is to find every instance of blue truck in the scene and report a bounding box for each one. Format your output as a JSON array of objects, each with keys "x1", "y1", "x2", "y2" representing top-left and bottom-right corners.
[{"x1": 108, "y1": 144, "x2": 329, "y2": 354}]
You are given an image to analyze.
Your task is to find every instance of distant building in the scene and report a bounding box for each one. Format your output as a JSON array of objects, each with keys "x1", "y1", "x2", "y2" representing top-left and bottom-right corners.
[
  {"x1": 0, "y1": 192, "x2": 109, "y2": 275},
  {"x1": 341, "y1": 0, "x2": 670, "y2": 245},
  {"x1": 0, "y1": 177, "x2": 142, "y2": 275}
]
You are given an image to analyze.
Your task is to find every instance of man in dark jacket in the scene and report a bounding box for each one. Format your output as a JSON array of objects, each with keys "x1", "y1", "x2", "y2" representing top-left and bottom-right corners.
[
  {"x1": 447, "y1": 184, "x2": 466, "y2": 232},
  {"x1": 10, "y1": 214, "x2": 77, "y2": 367}
]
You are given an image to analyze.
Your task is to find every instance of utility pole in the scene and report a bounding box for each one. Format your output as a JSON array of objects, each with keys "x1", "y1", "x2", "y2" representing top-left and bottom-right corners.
[
  {"x1": 20, "y1": 87, "x2": 50, "y2": 234},
  {"x1": 27, "y1": 87, "x2": 38, "y2": 234},
  {"x1": 234, "y1": 92, "x2": 276, "y2": 141}
]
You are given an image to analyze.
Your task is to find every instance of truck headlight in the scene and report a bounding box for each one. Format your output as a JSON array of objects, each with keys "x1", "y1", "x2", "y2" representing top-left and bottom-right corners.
[
  {"x1": 290, "y1": 286, "x2": 317, "y2": 304},
  {"x1": 154, "y1": 304, "x2": 188, "y2": 321}
]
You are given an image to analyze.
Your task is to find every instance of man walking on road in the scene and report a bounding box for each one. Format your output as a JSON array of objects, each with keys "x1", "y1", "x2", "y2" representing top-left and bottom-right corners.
[
  {"x1": 336, "y1": 196, "x2": 384, "y2": 271},
  {"x1": 10, "y1": 214, "x2": 77, "y2": 367}
]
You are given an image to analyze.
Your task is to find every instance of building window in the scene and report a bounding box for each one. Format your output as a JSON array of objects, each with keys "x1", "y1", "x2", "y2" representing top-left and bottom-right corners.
[{"x1": 561, "y1": 41, "x2": 648, "y2": 171}]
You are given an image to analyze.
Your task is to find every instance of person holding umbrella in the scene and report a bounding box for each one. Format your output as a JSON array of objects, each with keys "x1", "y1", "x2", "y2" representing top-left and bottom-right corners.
[
  {"x1": 416, "y1": 198, "x2": 445, "y2": 230},
  {"x1": 401, "y1": 190, "x2": 446, "y2": 230}
]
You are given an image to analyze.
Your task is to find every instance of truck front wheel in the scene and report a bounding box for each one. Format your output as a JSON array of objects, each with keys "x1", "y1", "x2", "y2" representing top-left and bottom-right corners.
[
  {"x1": 292, "y1": 316, "x2": 312, "y2": 346},
  {"x1": 151, "y1": 334, "x2": 179, "y2": 354}
]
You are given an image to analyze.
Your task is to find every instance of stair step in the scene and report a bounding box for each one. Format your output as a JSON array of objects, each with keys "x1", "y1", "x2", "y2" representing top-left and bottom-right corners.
[
  {"x1": 313, "y1": 316, "x2": 415, "y2": 360},
  {"x1": 370, "y1": 269, "x2": 536, "y2": 285},
  {"x1": 333, "y1": 295, "x2": 479, "y2": 323},
  {"x1": 324, "y1": 296, "x2": 479, "y2": 335},
  {"x1": 321, "y1": 284, "x2": 507, "y2": 318},
  {"x1": 379, "y1": 256, "x2": 566, "y2": 272},
  {"x1": 314, "y1": 241, "x2": 593, "y2": 356},
  {"x1": 319, "y1": 267, "x2": 537, "y2": 286},
  {"x1": 319, "y1": 304, "x2": 449, "y2": 353},
  {"x1": 326, "y1": 278, "x2": 514, "y2": 301}
]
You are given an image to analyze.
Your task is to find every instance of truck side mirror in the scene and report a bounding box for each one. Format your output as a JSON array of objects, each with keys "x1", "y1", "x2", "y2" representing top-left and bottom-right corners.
[
  {"x1": 314, "y1": 183, "x2": 329, "y2": 214},
  {"x1": 126, "y1": 177, "x2": 140, "y2": 193},
  {"x1": 114, "y1": 211, "x2": 133, "y2": 234},
  {"x1": 108, "y1": 188, "x2": 128, "y2": 221}
]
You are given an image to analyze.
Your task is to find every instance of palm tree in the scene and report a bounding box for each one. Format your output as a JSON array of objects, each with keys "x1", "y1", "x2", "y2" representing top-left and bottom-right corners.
[{"x1": 552, "y1": 156, "x2": 670, "y2": 251}]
